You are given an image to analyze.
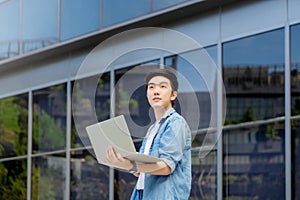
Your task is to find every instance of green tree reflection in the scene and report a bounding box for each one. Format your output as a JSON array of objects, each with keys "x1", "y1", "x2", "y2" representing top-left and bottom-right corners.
[{"x1": 0, "y1": 95, "x2": 28, "y2": 200}]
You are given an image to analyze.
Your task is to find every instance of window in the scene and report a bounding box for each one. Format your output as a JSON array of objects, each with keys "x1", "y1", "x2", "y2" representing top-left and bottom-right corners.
[
  {"x1": 291, "y1": 23, "x2": 300, "y2": 200},
  {"x1": 31, "y1": 153, "x2": 65, "y2": 200},
  {"x1": 0, "y1": 94, "x2": 28, "y2": 158},
  {"x1": 0, "y1": 0, "x2": 20, "y2": 60},
  {"x1": 70, "y1": 73, "x2": 110, "y2": 198},
  {"x1": 102, "y1": 0, "x2": 150, "y2": 28},
  {"x1": 113, "y1": 61, "x2": 159, "y2": 200},
  {"x1": 165, "y1": 46, "x2": 218, "y2": 199},
  {"x1": 32, "y1": 84, "x2": 67, "y2": 153},
  {"x1": 60, "y1": 0, "x2": 100, "y2": 41},
  {"x1": 22, "y1": 0, "x2": 58, "y2": 53},
  {"x1": 0, "y1": 93, "x2": 28, "y2": 199},
  {"x1": 222, "y1": 29, "x2": 285, "y2": 199},
  {"x1": 71, "y1": 73, "x2": 110, "y2": 149},
  {"x1": 0, "y1": 159, "x2": 27, "y2": 200}
]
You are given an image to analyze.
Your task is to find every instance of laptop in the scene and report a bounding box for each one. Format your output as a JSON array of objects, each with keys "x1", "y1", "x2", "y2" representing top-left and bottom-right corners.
[{"x1": 86, "y1": 115, "x2": 162, "y2": 165}]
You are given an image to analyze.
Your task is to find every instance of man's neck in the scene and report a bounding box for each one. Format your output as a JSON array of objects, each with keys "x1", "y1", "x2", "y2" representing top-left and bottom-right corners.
[{"x1": 153, "y1": 105, "x2": 172, "y2": 121}]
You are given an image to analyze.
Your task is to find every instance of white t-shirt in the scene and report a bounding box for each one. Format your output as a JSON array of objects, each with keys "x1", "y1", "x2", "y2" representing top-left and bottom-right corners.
[{"x1": 136, "y1": 121, "x2": 160, "y2": 190}]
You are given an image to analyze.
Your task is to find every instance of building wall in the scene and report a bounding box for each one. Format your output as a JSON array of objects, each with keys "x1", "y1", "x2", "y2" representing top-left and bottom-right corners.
[{"x1": 1, "y1": 0, "x2": 300, "y2": 200}]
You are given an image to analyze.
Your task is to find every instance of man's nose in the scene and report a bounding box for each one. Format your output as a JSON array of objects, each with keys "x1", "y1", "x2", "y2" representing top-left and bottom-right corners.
[{"x1": 154, "y1": 86, "x2": 160, "y2": 94}]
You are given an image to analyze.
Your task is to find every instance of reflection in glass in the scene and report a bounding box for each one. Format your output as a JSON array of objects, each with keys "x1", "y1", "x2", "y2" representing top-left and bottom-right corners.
[
  {"x1": 291, "y1": 23, "x2": 300, "y2": 199},
  {"x1": 223, "y1": 29, "x2": 285, "y2": 199},
  {"x1": 165, "y1": 46, "x2": 218, "y2": 199},
  {"x1": 22, "y1": 0, "x2": 58, "y2": 53},
  {"x1": 0, "y1": 159, "x2": 27, "y2": 200},
  {"x1": 223, "y1": 121, "x2": 285, "y2": 199},
  {"x1": 31, "y1": 154, "x2": 65, "y2": 200},
  {"x1": 191, "y1": 150, "x2": 217, "y2": 199},
  {"x1": 33, "y1": 84, "x2": 66, "y2": 153},
  {"x1": 70, "y1": 149, "x2": 109, "y2": 200},
  {"x1": 0, "y1": 94, "x2": 28, "y2": 158},
  {"x1": 102, "y1": 0, "x2": 150, "y2": 28},
  {"x1": 60, "y1": 0, "x2": 100, "y2": 41},
  {"x1": 71, "y1": 73, "x2": 110, "y2": 149},
  {"x1": 0, "y1": 0, "x2": 20, "y2": 60},
  {"x1": 114, "y1": 62, "x2": 159, "y2": 200}
]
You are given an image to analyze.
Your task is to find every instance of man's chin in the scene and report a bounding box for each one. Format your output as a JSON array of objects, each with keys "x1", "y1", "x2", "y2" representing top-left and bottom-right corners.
[
  {"x1": 152, "y1": 105, "x2": 163, "y2": 109},
  {"x1": 152, "y1": 105, "x2": 168, "y2": 111}
]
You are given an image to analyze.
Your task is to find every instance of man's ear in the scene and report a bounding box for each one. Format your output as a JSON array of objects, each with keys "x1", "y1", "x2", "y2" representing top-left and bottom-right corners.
[{"x1": 171, "y1": 91, "x2": 178, "y2": 101}]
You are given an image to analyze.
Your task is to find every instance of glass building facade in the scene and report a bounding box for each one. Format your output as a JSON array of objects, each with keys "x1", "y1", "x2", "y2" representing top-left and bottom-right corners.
[
  {"x1": 0, "y1": 0, "x2": 300, "y2": 199},
  {"x1": 0, "y1": 0, "x2": 189, "y2": 59}
]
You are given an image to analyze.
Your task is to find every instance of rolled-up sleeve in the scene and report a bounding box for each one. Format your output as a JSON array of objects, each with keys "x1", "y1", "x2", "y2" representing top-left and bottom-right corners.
[{"x1": 158, "y1": 117, "x2": 189, "y2": 173}]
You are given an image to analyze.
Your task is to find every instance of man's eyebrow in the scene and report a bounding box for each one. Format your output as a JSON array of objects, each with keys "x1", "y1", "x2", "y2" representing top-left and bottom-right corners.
[{"x1": 147, "y1": 81, "x2": 169, "y2": 85}]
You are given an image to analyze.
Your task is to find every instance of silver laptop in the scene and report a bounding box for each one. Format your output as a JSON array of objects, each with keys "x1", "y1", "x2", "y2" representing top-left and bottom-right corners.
[{"x1": 86, "y1": 115, "x2": 161, "y2": 165}]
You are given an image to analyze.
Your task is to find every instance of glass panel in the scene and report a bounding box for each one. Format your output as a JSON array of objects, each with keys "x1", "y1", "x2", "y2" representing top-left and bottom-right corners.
[
  {"x1": 223, "y1": 29, "x2": 285, "y2": 199},
  {"x1": 191, "y1": 150, "x2": 217, "y2": 199},
  {"x1": 60, "y1": 0, "x2": 100, "y2": 41},
  {"x1": 102, "y1": 0, "x2": 150, "y2": 28},
  {"x1": 22, "y1": 0, "x2": 58, "y2": 53},
  {"x1": 71, "y1": 73, "x2": 110, "y2": 148},
  {"x1": 0, "y1": 94, "x2": 28, "y2": 158},
  {"x1": 31, "y1": 153, "x2": 65, "y2": 200},
  {"x1": 291, "y1": 23, "x2": 300, "y2": 200},
  {"x1": 33, "y1": 84, "x2": 66, "y2": 153},
  {"x1": 70, "y1": 149, "x2": 109, "y2": 200},
  {"x1": 0, "y1": 159, "x2": 27, "y2": 200},
  {"x1": 165, "y1": 46, "x2": 218, "y2": 199},
  {"x1": 152, "y1": 0, "x2": 187, "y2": 12},
  {"x1": 0, "y1": 0, "x2": 20, "y2": 60},
  {"x1": 114, "y1": 61, "x2": 159, "y2": 200}
]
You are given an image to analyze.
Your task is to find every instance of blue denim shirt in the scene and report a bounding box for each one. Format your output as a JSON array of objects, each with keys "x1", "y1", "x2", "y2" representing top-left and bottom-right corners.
[{"x1": 130, "y1": 108, "x2": 192, "y2": 200}]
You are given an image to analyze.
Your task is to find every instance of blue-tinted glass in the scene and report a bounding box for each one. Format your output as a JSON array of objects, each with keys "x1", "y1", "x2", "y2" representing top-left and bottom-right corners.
[
  {"x1": 152, "y1": 0, "x2": 187, "y2": 12},
  {"x1": 223, "y1": 30, "x2": 284, "y2": 66},
  {"x1": 22, "y1": 0, "x2": 58, "y2": 53},
  {"x1": 164, "y1": 46, "x2": 217, "y2": 128},
  {"x1": 60, "y1": 0, "x2": 100, "y2": 41},
  {"x1": 291, "y1": 24, "x2": 300, "y2": 71},
  {"x1": 291, "y1": 23, "x2": 300, "y2": 199},
  {"x1": 223, "y1": 29, "x2": 285, "y2": 199},
  {"x1": 0, "y1": 0, "x2": 20, "y2": 60},
  {"x1": 102, "y1": 0, "x2": 150, "y2": 28},
  {"x1": 164, "y1": 46, "x2": 218, "y2": 199},
  {"x1": 223, "y1": 29, "x2": 285, "y2": 121},
  {"x1": 113, "y1": 62, "x2": 159, "y2": 200}
]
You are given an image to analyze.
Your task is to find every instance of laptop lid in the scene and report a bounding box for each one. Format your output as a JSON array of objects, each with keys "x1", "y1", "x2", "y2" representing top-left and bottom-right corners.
[{"x1": 86, "y1": 115, "x2": 161, "y2": 164}]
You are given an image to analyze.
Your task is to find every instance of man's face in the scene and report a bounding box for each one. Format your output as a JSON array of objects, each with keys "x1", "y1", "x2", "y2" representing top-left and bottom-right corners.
[{"x1": 146, "y1": 76, "x2": 177, "y2": 111}]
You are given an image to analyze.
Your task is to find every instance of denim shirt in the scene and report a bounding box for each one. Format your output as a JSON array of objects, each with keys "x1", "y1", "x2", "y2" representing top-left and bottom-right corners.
[{"x1": 130, "y1": 108, "x2": 192, "y2": 200}]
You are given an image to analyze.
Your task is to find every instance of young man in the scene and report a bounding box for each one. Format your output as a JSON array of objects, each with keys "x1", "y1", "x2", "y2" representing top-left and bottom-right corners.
[{"x1": 105, "y1": 68, "x2": 192, "y2": 200}]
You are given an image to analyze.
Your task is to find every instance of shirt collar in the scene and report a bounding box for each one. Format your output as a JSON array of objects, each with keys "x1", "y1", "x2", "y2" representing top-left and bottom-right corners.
[{"x1": 159, "y1": 107, "x2": 175, "y2": 124}]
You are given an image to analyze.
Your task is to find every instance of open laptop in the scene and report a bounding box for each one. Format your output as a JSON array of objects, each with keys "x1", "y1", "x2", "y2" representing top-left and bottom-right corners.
[{"x1": 86, "y1": 115, "x2": 161, "y2": 165}]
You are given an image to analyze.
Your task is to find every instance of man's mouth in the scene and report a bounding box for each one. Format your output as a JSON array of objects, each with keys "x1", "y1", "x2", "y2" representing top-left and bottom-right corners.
[{"x1": 153, "y1": 97, "x2": 161, "y2": 101}]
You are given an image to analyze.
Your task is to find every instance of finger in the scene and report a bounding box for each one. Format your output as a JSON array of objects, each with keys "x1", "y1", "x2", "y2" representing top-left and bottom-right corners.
[
  {"x1": 106, "y1": 146, "x2": 116, "y2": 163},
  {"x1": 107, "y1": 146, "x2": 120, "y2": 162},
  {"x1": 115, "y1": 152, "x2": 125, "y2": 161}
]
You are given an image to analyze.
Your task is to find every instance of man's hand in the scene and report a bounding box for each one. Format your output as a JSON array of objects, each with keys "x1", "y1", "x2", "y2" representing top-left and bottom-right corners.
[
  {"x1": 105, "y1": 145, "x2": 133, "y2": 171},
  {"x1": 105, "y1": 145, "x2": 171, "y2": 176}
]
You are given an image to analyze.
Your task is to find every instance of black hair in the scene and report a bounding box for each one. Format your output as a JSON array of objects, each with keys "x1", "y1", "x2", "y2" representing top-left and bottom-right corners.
[
  {"x1": 144, "y1": 68, "x2": 178, "y2": 91},
  {"x1": 145, "y1": 68, "x2": 178, "y2": 107}
]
